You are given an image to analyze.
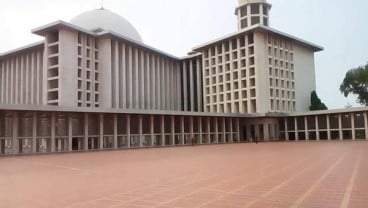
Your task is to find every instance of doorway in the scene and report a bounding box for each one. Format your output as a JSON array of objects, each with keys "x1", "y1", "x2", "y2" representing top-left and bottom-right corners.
[
  {"x1": 18, "y1": 139, "x2": 23, "y2": 154},
  {"x1": 72, "y1": 138, "x2": 79, "y2": 151},
  {"x1": 0, "y1": 140, "x2": 4, "y2": 154}
]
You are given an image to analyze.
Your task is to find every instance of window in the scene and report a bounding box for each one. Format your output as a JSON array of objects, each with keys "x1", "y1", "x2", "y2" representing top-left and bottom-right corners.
[
  {"x1": 263, "y1": 6, "x2": 268, "y2": 15},
  {"x1": 240, "y1": 6, "x2": 247, "y2": 16},
  {"x1": 251, "y1": 4, "x2": 260, "y2": 14},
  {"x1": 251, "y1": 16, "x2": 260, "y2": 25}
]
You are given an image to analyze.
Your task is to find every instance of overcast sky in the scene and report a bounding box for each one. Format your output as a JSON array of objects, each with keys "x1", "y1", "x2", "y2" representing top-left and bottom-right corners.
[{"x1": 0, "y1": 0, "x2": 367, "y2": 109}]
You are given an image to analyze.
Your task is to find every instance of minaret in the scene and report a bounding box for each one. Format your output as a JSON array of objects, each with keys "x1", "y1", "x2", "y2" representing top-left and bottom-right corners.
[{"x1": 235, "y1": 0, "x2": 272, "y2": 30}]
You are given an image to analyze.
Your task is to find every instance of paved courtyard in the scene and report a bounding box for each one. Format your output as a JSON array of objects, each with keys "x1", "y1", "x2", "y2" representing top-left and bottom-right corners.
[{"x1": 0, "y1": 141, "x2": 367, "y2": 208}]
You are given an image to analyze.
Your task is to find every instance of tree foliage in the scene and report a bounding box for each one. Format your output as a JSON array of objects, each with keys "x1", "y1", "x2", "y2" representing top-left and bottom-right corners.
[
  {"x1": 340, "y1": 63, "x2": 368, "y2": 106},
  {"x1": 309, "y1": 91, "x2": 328, "y2": 111}
]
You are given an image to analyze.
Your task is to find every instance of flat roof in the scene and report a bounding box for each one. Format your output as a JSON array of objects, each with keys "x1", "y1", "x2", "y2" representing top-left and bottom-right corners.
[
  {"x1": 0, "y1": 104, "x2": 366, "y2": 118},
  {"x1": 0, "y1": 41, "x2": 44, "y2": 59},
  {"x1": 287, "y1": 107, "x2": 368, "y2": 117},
  {"x1": 0, "y1": 104, "x2": 267, "y2": 118},
  {"x1": 32, "y1": 21, "x2": 183, "y2": 60},
  {"x1": 192, "y1": 24, "x2": 324, "y2": 52}
]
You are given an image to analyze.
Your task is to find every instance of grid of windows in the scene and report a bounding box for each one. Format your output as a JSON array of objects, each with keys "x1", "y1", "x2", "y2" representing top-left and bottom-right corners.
[
  {"x1": 203, "y1": 33, "x2": 256, "y2": 113},
  {"x1": 268, "y1": 35, "x2": 296, "y2": 112},
  {"x1": 46, "y1": 31, "x2": 60, "y2": 106},
  {"x1": 77, "y1": 33, "x2": 100, "y2": 108},
  {"x1": 237, "y1": 3, "x2": 270, "y2": 30}
]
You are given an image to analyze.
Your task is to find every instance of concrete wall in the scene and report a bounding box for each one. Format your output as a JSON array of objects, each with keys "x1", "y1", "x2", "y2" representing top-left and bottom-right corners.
[
  {"x1": 254, "y1": 31, "x2": 268, "y2": 113},
  {"x1": 59, "y1": 29, "x2": 78, "y2": 107},
  {"x1": 0, "y1": 47, "x2": 44, "y2": 105},
  {"x1": 293, "y1": 44, "x2": 316, "y2": 112},
  {"x1": 109, "y1": 39, "x2": 183, "y2": 111},
  {"x1": 98, "y1": 37, "x2": 112, "y2": 108}
]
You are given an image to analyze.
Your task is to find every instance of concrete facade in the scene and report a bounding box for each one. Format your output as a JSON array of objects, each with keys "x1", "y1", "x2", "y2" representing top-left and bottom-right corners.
[{"x1": 0, "y1": 0, "x2": 362, "y2": 156}]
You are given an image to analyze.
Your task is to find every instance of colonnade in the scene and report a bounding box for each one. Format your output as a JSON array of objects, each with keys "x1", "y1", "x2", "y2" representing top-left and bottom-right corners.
[
  {"x1": 0, "y1": 110, "x2": 241, "y2": 156},
  {"x1": 280, "y1": 111, "x2": 368, "y2": 141}
]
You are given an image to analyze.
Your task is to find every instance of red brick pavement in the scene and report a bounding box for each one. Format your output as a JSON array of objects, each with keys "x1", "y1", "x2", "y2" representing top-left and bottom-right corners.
[{"x1": 0, "y1": 141, "x2": 366, "y2": 208}]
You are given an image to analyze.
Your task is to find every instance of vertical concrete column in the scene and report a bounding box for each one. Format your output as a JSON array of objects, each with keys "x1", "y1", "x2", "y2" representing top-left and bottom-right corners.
[
  {"x1": 139, "y1": 115, "x2": 143, "y2": 147},
  {"x1": 196, "y1": 58, "x2": 202, "y2": 112},
  {"x1": 263, "y1": 123, "x2": 269, "y2": 142},
  {"x1": 190, "y1": 116, "x2": 194, "y2": 142},
  {"x1": 32, "y1": 112, "x2": 37, "y2": 153},
  {"x1": 68, "y1": 113, "x2": 72, "y2": 151},
  {"x1": 99, "y1": 114, "x2": 104, "y2": 149},
  {"x1": 151, "y1": 55, "x2": 156, "y2": 109},
  {"x1": 198, "y1": 117, "x2": 203, "y2": 144},
  {"x1": 128, "y1": 47, "x2": 133, "y2": 109},
  {"x1": 182, "y1": 61, "x2": 188, "y2": 111},
  {"x1": 294, "y1": 117, "x2": 299, "y2": 141},
  {"x1": 126, "y1": 115, "x2": 131, "y2": 148},
  {"x1": 206, "y1": 117, "x2": 210, "y2": 144},
  {"x1": 134, "y1": 49, "x2": 139, "y2": 109},
  {"x1": 145, "y1": 53, "x2": 151, "y2": 110},
  {"x1": 189, "y1": 60, "x2": 194, "y2": 111},
  {"x1": 236, "y1": 118, "x2": 240, "y2": 142},
  {"x1": 259, "y1": 4, "x2": 264, "y2": 25},
  {"x1": 121, "y1": 43, "x2": 127, "y2": 109},
  {"x1": 12, "y1": 112, "x2": 19, "y2": 154},
  {"x1": 113, "y1": 114, "x2": 118, "y2": 149},
  {"x1": 364, "y1": 112, "x2": 368, "y2": 140},
  {"x1": 161, "y1": 115, "x2": 165, "y2": 146},
  {"x1": 351, "y1": 113, "x2": 356, "y2": 140},
  {"x1": 230, "y1": 118, "x2": 234, "y2": 143},
  {"x1": 51, "y1": 112, "x2": 56, "y2": 152},
  {"x1": 315, "y1": 116, "x2": 320, "y2": 141},
  {"x1": 215, "y1": 117, "x2": 219, "y2": 143},
  {"x1": 284, "y1": 118, "x2": 289, "y2": 141},
  {"x1": 170, "y1": 115, "x2": 175, "y2": 146},
  {"x1": 84, "y1": 113, "x2": 88, "y2": 150},
  {"x1": 326, "y1": 115, "x2": 331, "y2": 140},
  {"x1": 304, "y1": 116, "x2": 309, "y2": 141},
  {"x1": 180, "y1": 116, "x2": 185, "y2": 145},
  {"x1": 338, "y1": 114, "x2": 343, "y2": 140}
]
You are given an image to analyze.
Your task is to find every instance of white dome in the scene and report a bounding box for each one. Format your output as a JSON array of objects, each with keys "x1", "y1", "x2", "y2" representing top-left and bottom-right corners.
[{"x1": 70, "y1": 9, "x2": 143, "y2": 42}]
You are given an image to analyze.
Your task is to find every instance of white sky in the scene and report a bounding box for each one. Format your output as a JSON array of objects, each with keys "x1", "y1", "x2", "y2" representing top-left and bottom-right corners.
[{"x1": 0, "y1": 0, "x2": 367, "y2": 109}]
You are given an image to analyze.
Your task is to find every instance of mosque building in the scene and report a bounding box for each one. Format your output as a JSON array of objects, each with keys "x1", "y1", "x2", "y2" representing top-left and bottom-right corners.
[{"x1": 0, "y1": 0, "x2": 367, "y2": 155}]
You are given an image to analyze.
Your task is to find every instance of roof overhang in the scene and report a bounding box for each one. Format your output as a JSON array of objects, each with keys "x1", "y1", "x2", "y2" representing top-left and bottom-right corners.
[
  {"x1": 0, "y1": 41, "x2": 44, "y2": 59},
  {"x1": 192, "y1": 24, "x2": 324, "y2": 52},
  {"x1": 0, "y1": 104, "x2": 268, "y2": 118},
  {"x1": 32, "y1": 20, "x2": 180, "y2": 60}
]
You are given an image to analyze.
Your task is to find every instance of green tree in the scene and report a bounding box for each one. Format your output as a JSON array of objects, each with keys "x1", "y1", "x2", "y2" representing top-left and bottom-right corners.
[
  {"x1": 340, "y1": 63, "x2": 368, "y2": 106},
  {"x1": 309, "y1": 91, "x2": 328, "y2": 111}
]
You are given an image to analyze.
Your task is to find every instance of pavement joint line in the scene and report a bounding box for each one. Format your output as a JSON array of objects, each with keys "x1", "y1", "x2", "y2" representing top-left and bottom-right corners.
[
  {"x1": 193, "y1": 152, "x2": 339, "y2": 208},
  {"x1": 137, "y1": 157, "x2": 288, "y2": 208},
  {"x1": 110, "y1": 154, "x2": 292, "y2": 208},
  {"x1": 65, "y1": 171, "x2": 206, "y2": 208},
  {"x1": 109, "y1": 173, "x2": 224, "y2": 208},
  {"x1": 242, "y1": 154, "x2": 336, "y2": 208},
  {"x1": 290, "y1": 154, "x2": 345, "y2": 208},
  {"x1": 15, "y1": 158, "x2": 83, "y2": 171},
  {"x1": 340, "y1": 151, "x2": 362, "y2": 208},
  {"x1": 193, "y1": 153, "x2": 326, "y2": 208}
]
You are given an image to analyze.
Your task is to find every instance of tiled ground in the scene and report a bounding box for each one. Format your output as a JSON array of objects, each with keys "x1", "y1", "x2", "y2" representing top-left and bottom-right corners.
[{"x1": 0, "y1": 141, "x2": 367, "y2": 208}]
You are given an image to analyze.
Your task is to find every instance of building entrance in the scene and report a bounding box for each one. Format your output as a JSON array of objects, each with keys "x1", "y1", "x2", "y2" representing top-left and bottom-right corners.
[{"x1": 72, "y1": 138, "x2": 81, "y2": 151}]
